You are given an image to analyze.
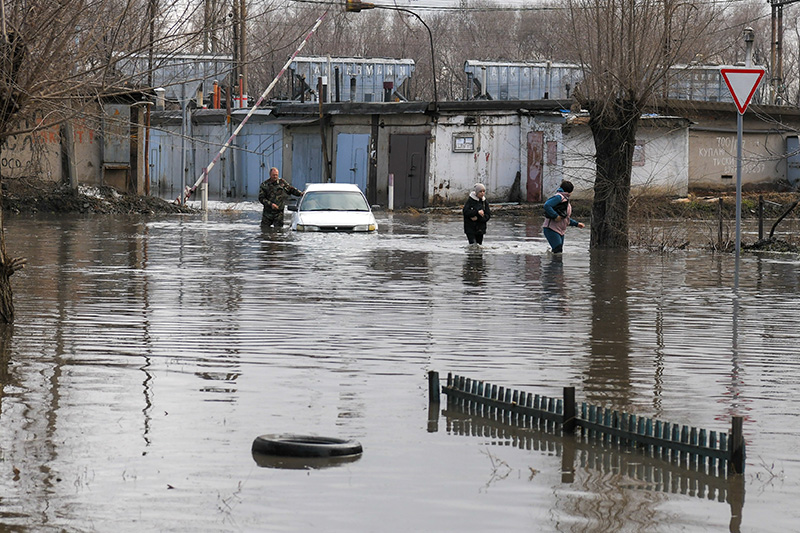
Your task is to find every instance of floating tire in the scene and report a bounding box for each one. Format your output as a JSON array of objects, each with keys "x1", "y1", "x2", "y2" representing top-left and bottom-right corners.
[{"x1": 252, "y1": 434, "x2": 363, "y2": 458}]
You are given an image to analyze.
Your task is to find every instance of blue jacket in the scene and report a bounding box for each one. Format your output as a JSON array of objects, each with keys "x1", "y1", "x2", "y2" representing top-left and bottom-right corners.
[{"x1": 543, "y1": 188, "x2": 580, "y2": 235}]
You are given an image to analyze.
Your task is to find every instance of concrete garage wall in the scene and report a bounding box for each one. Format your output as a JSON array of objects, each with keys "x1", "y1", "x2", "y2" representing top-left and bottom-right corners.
[
  {"x1": 689, "y1": 128, "x2": 785, "y2": 191},
  {"x1": 1, "y1": 111, "x2": 103, "y2": 187},
  {"x1": 668, "y1": 101, "x2": 800, "y2": 193},
  {"x1": 555, "y1": 116, "x2": 691, "y2": 200},
  {"x1": 1, "y1": 121, "x2": 62, "y2": 182},
  {"x1": 520, "y1": 115, "x2": 565, "y2": 203},
  {"x1": 431, "y1": 112, "x2": 522, "y2": 205}
]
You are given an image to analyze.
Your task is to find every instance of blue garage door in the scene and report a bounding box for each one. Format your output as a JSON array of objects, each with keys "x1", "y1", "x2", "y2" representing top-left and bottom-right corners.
[
  {"x1": 291, "y1": 133, "x2": 324, "y2": 190},
  {"x1": 335, "y1": 133, "x2": 370, "y2": 194}
]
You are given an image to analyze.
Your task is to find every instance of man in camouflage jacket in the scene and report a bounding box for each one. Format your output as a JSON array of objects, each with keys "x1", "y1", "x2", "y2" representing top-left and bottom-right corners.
[{"x1": 258, "y1": 167, "x2": 303, "y2": 227}]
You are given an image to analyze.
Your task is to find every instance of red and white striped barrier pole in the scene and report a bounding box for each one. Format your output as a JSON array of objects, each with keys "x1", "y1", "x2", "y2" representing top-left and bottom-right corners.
[{"x1": 177, "y1": 11, "x2": 329, "y2": 206}]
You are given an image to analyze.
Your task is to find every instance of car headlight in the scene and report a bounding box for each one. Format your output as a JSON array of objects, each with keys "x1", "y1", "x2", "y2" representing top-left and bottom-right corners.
[
  {"x1": 296, "y1": 224, "x2": 320, "y2": 232},
  {"x1": 353, "y1": 224, "x2": 377, "y2": 232}
]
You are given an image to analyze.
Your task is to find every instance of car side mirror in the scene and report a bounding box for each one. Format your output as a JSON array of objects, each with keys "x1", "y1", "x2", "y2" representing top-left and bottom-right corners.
[{"x1": 287, "y1": 204, "x2": 297, "y2": 212}]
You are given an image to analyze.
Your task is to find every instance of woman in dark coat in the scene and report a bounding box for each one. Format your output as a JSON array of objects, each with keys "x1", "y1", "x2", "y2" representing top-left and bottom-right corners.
[{"x1": 462, "y1": 183, "x2": 491, "y2": 244}]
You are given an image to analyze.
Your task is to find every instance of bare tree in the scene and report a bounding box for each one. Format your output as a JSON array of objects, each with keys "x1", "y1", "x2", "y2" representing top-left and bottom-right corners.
[
  {"x1": 0, "y1": 0, "x2": 209, "y2": 322},
  {"x1": 564, "y1": 0, "x2": 721, "y2": 248}
]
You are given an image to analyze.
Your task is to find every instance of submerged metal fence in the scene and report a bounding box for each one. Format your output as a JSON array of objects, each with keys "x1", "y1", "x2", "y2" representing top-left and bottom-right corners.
[
  {"x1": 429, "y1": 371, "x2": 746, "y2": 474},
  {"x1": 441, "y1": 402, "x2": 745, "y2": 514}
]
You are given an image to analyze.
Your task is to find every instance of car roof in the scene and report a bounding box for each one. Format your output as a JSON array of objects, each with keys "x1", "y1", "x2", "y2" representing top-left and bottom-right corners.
[{"x1": 303, "y1": 183, "x2": 364, "y2": 193}]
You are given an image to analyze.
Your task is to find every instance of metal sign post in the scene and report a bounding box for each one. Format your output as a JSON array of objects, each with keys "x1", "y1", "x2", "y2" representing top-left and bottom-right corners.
[{"x1": 720, "y1": 57, "x2": 765, "y2": 288}]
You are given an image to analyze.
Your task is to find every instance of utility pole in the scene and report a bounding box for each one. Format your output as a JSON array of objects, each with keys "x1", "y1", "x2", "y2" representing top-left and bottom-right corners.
[
  {"x1": 231, "y1": 0, "x2": 240, "y2": 85},
  {"x1": 147, "y1": 0, "x2": 157, "y2": 88},
  {"x1": 203, "y1": 0, "x2": 211, "y2": 53},
  {"x1": 346, "y1": 0, "x2": 437, "y2": 111},
  {"x1": 240, "y1": 0, "x2": 247, "y2": 96},
  {"x1": 769, "y1": 0, "x2": 800, "y2": 104}
]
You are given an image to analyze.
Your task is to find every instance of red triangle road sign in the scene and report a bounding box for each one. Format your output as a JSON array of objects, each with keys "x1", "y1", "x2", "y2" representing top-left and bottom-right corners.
[{"x1": 720, "y1": 68, "x2": 765, "y2": 114}]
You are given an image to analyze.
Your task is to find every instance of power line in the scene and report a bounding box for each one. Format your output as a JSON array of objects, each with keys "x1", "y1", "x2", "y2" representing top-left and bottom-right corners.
[
  {"x1": 292, "y1": 0, "x2": 569, "y2": 11},
  {"x1": 293, "y1": 0, "x2": 757, "y2": 11}
]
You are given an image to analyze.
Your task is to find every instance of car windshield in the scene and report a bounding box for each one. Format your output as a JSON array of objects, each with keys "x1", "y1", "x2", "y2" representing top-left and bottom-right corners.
[{"x1": 300, "y1": 191, "x2": 370, "y2": 212}]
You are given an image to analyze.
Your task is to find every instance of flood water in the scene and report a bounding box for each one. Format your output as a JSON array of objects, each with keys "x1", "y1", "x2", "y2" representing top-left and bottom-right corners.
[{"x1": 0, "y1": 205, "x2": 798, "y2": 532}]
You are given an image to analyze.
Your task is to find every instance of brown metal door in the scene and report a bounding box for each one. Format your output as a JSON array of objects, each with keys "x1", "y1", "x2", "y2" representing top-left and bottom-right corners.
[
  {"x1": 526, "y1": 131, "x2": 544, "y2": 202},
  {"x1": 389, "y1": 134, "x2": 427, "y2": 209}
]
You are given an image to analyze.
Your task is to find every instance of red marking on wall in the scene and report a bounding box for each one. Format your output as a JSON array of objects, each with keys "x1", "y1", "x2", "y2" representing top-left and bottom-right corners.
[{"x1": 526, "y1": 131, "x2": 544, "y2": 202}]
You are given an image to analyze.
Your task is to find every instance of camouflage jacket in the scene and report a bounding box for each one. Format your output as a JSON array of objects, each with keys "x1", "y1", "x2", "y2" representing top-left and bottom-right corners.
[{"x1": 258, "y1": 178, "x2": 302, "y2": 212}]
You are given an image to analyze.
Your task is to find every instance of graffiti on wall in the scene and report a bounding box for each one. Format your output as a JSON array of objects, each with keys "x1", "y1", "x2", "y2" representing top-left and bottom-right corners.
[
  {"x1": 697, "y1": 135, "x2": 767, "y2": 175},
  {"x1": 1, "y1": 115, "x2": 97, "y2": 179}
]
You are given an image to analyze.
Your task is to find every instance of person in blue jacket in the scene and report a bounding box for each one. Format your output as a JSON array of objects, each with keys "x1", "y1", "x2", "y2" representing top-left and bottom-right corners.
[{"x1": 542, "y1": 180, "x2": 585, "y2": 253}]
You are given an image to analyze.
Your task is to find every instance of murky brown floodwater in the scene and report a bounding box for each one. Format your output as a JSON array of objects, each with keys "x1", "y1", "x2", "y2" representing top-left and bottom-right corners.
[{"x1": 0, "y1": 206, "x2": 798, "y2": 532}]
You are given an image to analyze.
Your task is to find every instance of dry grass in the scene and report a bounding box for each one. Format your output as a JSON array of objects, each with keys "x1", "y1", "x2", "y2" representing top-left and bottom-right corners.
[{"x1": 627, "y1": 193, "x2": 800, "y2": 252}]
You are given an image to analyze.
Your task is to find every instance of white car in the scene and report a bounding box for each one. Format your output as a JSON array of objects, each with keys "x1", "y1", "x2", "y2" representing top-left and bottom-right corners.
[{"x1": 289, "y1": 183, "x2": 378, "y2": 232}]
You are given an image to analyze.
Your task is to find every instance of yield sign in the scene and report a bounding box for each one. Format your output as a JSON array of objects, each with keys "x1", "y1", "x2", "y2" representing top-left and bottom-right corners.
[{"x1": 720, "y1": 68, "x2": 765, "y2": 114}]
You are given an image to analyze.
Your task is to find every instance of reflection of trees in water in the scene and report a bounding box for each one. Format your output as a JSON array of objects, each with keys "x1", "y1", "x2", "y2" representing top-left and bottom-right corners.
[
  {"x1": 587, "y1": 250, "x2": 631, "y2": 408},
  {"x1": 652, "y1": 303, "x2": 665, "y2": 418},
  {"x1": 440, "y1": 402, "x2": 744, "y2": 532},
  {"x1": 0, "y1": 325, "x2": 14, "y2": 391}
]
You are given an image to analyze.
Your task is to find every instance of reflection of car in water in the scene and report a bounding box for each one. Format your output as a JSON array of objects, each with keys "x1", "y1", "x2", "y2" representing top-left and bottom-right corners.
[{"x1": 289, "y1": 183, "x2": 378, "y2": 232}]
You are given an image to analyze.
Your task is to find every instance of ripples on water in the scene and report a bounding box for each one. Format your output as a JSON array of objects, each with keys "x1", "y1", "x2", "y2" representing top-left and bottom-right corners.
[{"x1": 0, "y1": 210, "x2": 798, "y2": 531}]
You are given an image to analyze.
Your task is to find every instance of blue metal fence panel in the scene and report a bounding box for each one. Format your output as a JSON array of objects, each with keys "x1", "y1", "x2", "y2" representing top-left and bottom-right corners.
[
  {"x1": 465, "y1": 60, "x2": 582, "y2": 100},
  {"x1": 192, "y1": 123, "x2": 231, "y2": 199}
]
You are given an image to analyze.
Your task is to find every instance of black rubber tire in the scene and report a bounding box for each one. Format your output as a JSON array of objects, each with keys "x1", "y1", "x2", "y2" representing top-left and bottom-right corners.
[{"x1": 252, "y1": 434, "x2": 363, "y2": 458}]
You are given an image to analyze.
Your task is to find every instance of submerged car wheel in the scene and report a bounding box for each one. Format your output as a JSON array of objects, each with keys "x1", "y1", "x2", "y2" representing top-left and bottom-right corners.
[{"x1": 251, "y1": 434, "x2": 363, "y2": 458}]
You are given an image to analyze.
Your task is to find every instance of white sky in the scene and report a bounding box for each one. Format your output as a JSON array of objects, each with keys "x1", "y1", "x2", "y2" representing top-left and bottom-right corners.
[{"x1": 370, "y1": 0, "x2": 534, "y2": 9}]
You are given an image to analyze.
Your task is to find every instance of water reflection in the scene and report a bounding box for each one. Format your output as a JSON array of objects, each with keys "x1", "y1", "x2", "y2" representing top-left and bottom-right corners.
[
  {"x1": 258, "y1": 229, "x2": 294, "y2": 269},
  {"x1": 462, "y1": 248, "x2": 486, "y2": 287},
  {"x1": 0, "y1": 325, "x2": 14, "y2": 398},
  {"x1": 441, "y1": 402, "x2": 745, "y2": 532},
  {"x1": 726, "y1": 293, "x2": 744, "y2": 423},
  {"x1": 251, "y1": 451, "x2": 362, "y2": 470},
  {"x1": 0, "y1": 213, "x2": 797, "y2": 531},
  {"x1": 541, "y1": 255, "x2": 568, "y2": 314},
  {"x1": 587, "y1": 250, "x2": 631, "y2": 407}
]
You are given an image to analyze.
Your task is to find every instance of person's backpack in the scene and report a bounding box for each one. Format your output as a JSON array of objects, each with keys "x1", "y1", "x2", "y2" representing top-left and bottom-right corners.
[{"x1": 545, "y1": 195, "x2": 569, "y2": 219}]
